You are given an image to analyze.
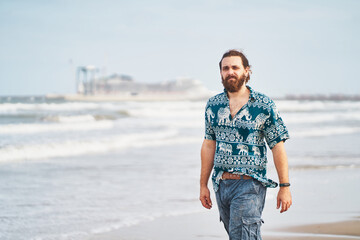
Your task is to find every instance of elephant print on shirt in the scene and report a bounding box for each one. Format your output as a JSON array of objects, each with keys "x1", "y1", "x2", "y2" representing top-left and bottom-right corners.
[
  {"x1": 217, "y1": 107, "x2": 230, "y2": 125},
  {"x1": 219, "y1": 142, "x2": 233, "y2": 155},
  {"x1": 252, "y1": 146, "x2": 261, "y2": 156},
  {"x1": 236, "y1": 144, "x2": 249, "y2": 155},
  {"x1": 254, "y1": 113, "x2": 270, "y2": 129},
  {"x1": 230, "y1": 109, "x2": 251, "y2": 127},
  {"x1": 206, "y1": 107, "x2": 215, "y2": 123},
  {"x1": 237, "y1": 108, "x2": 251, "y2": 120}
]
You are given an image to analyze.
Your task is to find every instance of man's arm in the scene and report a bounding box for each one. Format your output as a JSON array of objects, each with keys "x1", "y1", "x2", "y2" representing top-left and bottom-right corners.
[
  {"x1": 199, "y1": 139, "x2": 216, "y2": 209},
  {"x1": 272, "y1": 141, "x2": 292, "y2": 213}
]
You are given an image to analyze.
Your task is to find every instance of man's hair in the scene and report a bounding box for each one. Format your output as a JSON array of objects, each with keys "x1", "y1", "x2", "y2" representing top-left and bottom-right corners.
[{"x1": 219, "y1": 49, "x2": 252, "y2": 82}]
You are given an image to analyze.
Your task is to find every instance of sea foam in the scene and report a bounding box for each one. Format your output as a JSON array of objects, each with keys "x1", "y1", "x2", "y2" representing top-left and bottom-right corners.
[
  {"x1": 0, "y1": 129, "x2": 200, "y2": 162},
  {"x1": 0, "y1": 119, "x2": 114, "y2": 135}
]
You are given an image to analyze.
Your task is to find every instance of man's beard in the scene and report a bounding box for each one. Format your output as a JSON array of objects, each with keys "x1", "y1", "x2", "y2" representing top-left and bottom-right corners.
[{"x1": 221, "y1": 73, "x2": 247, "y2": 93}]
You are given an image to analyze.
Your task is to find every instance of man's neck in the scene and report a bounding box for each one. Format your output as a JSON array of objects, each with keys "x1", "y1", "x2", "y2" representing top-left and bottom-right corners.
[{"x1": 227, "y1": 85, "x2": 249, "y2": 100}]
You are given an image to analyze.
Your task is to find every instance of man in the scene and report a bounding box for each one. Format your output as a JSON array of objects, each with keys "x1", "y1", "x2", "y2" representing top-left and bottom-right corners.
[{"x1": 199, "y1": 49, "x2": 292, "y2": 239}]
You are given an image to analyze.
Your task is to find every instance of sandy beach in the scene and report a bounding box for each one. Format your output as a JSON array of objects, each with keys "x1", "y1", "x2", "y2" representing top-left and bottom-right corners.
[
  {"x1": 88, "y1": 167, "x2": 360, "y2": 240},
  {"x1": 270, "y1": 219, "x2": 360, "y2": 239},
  {"x1": 87, "y1": 211, "x2": 360, "y2": 240}
]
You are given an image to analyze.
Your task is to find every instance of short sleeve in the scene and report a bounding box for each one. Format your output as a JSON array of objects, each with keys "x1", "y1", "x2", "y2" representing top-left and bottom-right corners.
[
  {"x1": 264, "y1": 100, "x2": 289, "y2": 149},
  {"x1": 204, "y1": 101, "x2": 216, "y2": 140}
]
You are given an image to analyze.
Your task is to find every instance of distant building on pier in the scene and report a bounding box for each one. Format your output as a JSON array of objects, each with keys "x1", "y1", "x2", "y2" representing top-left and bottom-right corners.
[{"x1": 76, "y1": 65, "x2": 210, "y2": 97}]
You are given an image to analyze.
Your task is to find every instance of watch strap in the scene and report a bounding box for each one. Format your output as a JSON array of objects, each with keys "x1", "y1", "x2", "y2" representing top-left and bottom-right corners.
[{"x1": 279, "y1": 183, "x2": 291, "y2": 187}]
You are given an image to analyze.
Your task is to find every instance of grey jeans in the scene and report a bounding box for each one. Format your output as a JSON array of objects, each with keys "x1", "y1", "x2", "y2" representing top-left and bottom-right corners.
[{"x1": 215, "y1": 178, "x2": 267, "y2": 240}]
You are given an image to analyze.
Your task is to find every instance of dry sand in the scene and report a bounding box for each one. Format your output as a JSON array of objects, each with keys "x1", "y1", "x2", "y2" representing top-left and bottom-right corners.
[{"x1": 267, "y1": 218, "x2": 360, "y2": 240}]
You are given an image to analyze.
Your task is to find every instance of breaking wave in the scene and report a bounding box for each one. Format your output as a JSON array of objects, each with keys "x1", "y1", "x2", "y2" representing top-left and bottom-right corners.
[{"x1": 0, "y1": 129, "x2": 200, "y2": 162}]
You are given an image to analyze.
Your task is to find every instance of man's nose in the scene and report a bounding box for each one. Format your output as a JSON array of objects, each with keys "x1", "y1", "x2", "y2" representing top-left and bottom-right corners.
[{"x1": 228, "y1": 68, "x2": 234, "y2": 75}]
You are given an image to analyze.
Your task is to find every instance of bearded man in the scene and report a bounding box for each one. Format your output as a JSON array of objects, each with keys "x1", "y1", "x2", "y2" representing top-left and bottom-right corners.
[{"x1": 199, "y1": 49, "x2": 292, "y2": 240}]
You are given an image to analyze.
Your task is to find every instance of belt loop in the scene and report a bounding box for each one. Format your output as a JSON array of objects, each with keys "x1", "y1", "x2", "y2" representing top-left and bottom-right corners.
[{"x1": 240, "y1": 174, "x2": 243, "y2": 180}]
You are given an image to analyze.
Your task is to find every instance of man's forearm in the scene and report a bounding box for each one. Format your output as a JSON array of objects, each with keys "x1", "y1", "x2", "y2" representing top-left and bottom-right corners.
[
  {"x1": 200, "y1": 140, "x2": 216, "y2": 187},
  {"x1": 272, "y1": 141, "x2": 292, "y2": 213},
  {"x1": 271, "y1": 141, "x2": 289, "y2": 183}
]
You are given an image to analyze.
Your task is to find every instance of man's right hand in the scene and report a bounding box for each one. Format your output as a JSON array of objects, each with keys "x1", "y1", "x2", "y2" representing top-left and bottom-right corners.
[
  {"x1": 200, "y1": 139, "x2": 215, "y2": 209},
  {"x1": 199, "y1": 186, "x2": 212, "y2": 209}
]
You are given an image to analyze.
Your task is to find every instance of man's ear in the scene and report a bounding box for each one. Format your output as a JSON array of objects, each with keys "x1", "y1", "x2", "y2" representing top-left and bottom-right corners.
[{"x1": 245, "y1": 66, "x2": 251, "y2": 76}]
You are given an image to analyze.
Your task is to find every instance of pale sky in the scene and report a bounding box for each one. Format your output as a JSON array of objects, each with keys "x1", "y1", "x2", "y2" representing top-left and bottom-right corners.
[{"x1": 0, "y1": 0, "x2": 359, "y2": 97}]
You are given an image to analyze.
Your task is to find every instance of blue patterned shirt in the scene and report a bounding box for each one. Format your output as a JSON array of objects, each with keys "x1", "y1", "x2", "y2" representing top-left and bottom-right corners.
[{"x1": 204, "y1": 86, "x2": 290, "y2": 191}]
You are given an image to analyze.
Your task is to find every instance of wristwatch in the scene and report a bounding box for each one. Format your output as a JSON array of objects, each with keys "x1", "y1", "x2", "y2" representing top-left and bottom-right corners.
[{"x1": 279, "y1": 183, "x2": 291, "y2": 187}]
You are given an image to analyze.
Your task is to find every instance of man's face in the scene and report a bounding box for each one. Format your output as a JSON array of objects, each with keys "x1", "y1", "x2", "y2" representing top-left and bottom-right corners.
[{"x1": 220, "y1": 56, "x2": 248, "y2": 93}]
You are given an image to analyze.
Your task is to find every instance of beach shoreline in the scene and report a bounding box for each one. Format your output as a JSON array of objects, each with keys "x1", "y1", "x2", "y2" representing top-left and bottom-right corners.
[
  {"x1": 86, "y1": 167, "x2": 360, "y2": 240},
  {"x1": 87, "y1": 211, "x2": 360, "y2": 240}
]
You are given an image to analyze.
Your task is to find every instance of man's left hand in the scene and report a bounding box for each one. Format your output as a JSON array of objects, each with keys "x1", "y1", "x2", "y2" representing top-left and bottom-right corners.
[{"x1": 277, "y1": 187, "x2": 292, "y2": 213}]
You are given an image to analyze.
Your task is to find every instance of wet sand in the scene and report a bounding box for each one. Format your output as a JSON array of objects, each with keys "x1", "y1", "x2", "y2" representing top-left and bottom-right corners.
[
  {"x1": 88, "y1": 211, "x2": 360, "y2": 240},
  {"x1": 88, "y1": 167, "x2": 360, "y2": 240}
]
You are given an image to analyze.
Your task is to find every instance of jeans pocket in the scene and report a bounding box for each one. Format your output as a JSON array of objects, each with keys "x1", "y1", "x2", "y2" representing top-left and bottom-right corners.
[
  {"x1": 251, "y1": 179, "x2": 261, "y2": 194},
  {"x1": 241, "y1": 217, "x2": 263, "y2": 240}
]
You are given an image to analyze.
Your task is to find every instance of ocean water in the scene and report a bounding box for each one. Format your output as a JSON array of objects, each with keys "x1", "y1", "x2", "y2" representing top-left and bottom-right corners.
[{"x1": 0, "y1": 96, "x2": 359, "y2": 240}]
